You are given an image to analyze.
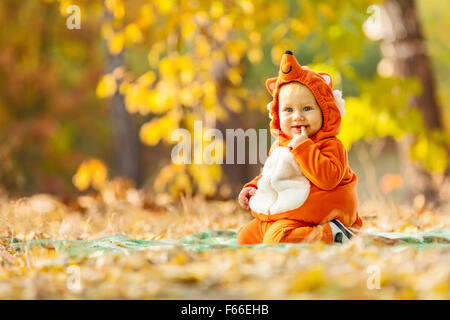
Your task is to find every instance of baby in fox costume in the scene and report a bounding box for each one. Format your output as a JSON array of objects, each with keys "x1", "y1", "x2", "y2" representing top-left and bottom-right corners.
[{"x1": 237, "y1": 51, "x2": 362, "y2": 245}]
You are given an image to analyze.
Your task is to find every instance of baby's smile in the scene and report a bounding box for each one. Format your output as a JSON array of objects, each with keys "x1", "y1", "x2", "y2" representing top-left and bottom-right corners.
[{"x1": 291, "y1": 124, "x2": 308, "y2": 134}]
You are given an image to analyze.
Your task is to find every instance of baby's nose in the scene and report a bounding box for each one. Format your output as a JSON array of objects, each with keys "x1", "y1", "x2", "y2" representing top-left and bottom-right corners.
[{"x1": 293, "y1": 111, "x2": 303, "y2": 120}]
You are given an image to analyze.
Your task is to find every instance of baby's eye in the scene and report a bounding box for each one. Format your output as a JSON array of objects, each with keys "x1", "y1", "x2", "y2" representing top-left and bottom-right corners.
[
  {"x1": 303, "y1": 106, "x2": 312, "y2": 111},
  {"x1": 284, "y1": 107, "x2": 293, "y2": 112}
]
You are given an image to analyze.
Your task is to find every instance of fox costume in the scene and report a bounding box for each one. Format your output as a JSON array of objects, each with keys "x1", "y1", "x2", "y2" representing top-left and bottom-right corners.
[{"x1": 237, "y1": 51, "x2": 362, "y2": 245}]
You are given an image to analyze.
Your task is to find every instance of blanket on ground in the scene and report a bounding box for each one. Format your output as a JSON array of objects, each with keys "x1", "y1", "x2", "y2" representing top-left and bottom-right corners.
[{"x1": 8, "y1": 229, "x2": 450, "y2": 258}]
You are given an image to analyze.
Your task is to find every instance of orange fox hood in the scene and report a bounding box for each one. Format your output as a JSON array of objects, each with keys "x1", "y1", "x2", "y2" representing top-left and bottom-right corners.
[{"x1": 266, "y1": 51, "x2": 343, "y2": 146}]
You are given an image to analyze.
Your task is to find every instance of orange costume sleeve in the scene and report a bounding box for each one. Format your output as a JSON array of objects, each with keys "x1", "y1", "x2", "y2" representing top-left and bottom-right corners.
[{"x1": 290, "y1": 138, "x2": 347, "y2": 191}]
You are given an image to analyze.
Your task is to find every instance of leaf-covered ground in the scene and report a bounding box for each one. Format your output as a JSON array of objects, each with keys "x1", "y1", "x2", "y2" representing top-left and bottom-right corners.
[{"x1": 0, "y1": 182, "x2": 449, "y2": 299}]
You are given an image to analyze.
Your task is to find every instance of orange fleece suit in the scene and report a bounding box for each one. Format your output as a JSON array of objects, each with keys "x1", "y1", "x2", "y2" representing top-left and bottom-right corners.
[{"x1": 237, "y1": 51, "x2": 362, "y2": 245}]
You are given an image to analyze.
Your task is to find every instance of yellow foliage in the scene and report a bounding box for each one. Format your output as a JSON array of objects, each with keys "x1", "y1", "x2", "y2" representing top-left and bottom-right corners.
[
  {"x1": 171, "y1": 173, "x2": 193, "y2": 196},
  {"x1": 188, "y1": 163, "x2": 222, "y2": 196},
  {"x1": 249, "y1": 31, "x2": 261, "y2": 44},
  {"x1": 224, "y1": 94, "x2": 242, "y2": 113},
  {"x1": 137, "y1": 71, "x2": 156, "y2": 87},
  {"x1": 271, "y1": 45, "x2": 284, "y2": 66},
  {"x1": 154, "y1": 164, "x2": 182, "y2": 192},
  {"x1": 159, "y1": 55, "x2": 193, "y2": 81},
  {"x1": 156, "y1": 0, "x2": 175, "y2": 14},
  {"x1": 58, "y1": 0, "x2": 81, "y2": 16},
  {"x1": 339, "y1": 96, "x2": 374, "y2": 149},
  {"x1": 155, "y1": 83, "x2": 177, "y2": 112},
  {"x1": 73, "y1": 162, "x2": 90, "y2": 191},
  {"x1": 124, "y1": 86, "x2": 152, "y2": 115},
  {"x1": 195, "y1": 36, "x2": 211, "y2": 58},
  {"x1": 172, "y1": 253, "x2": 188, "y2": 265},
  {"x1": 247, "y1": 47, "x2": 263, "y2": 64},
  {"x1": 290, "y1": 19, "x2": 310, "y2": 38},
  {"x1": 181, "y1": 16, "x2": 196, "y2": 40},
  {"x1": 227, "y1": 68, "x2": 242, "y2": 86},
  {"x1": 218, "y1": 15, "x2": 233, "y2": 31},
  {"x1": 154, "y1": 164, "x2": 192, "y2": 196},
  {"x1": 147, "y1": 41, "x2": 165, "y2": 68},
  {"x1": 101, "y1": 23, "x2": 114, "y2": 40},
  {"x1": 108, "y1": 32, "x2": 124, "y2": 55},
  {"x1": 317, "y1": 3, "x2": 335, "y2": 21},
  {"x1": 105, "y1": 0, "x2": 124, "y2": 20},
  {"x1": 125, "y1": 23, "x2": 143, "y2": 44},
  {"x1": 96, "y1": 74, "x2": 117, "y2": 98},
  {"x1": 308, "y1": 63, "x2": 341, "y2": 86},
  {"x1": 210, "y1": 1, "x2": 224, "y2": 19},
  {"x1": 226, "y1": 39, "x2": 247, "y2": 65},
  {"x1": 239, "y1": 0, "x2": 255, "y2": 14},
  {"x1": 73, "y1": 159, "x2": 108, "y2": 191},
  {"x1": 140, "y1": 115, "x2": 178, "y2": 146},
  {"x1": 179, "y1": 88, "x2": 196, "y2": 107},
  {"x1": 271, "y1": 22, "x2": 289, "y2": 42},
  {"x1": 410, "y1": 133, "x2": 448, "y2": 173},
  {"x1": 290, "y1": 264, "x2": 326, "y2": 293},
  {"x1": 136, "y1": 4, "x2": 154, "y2": 28}
]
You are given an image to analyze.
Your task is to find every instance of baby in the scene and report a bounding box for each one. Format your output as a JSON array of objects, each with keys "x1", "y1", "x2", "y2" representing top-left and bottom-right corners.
[{"x1": 237, "y1": 51, "x2": 362, "y2": 245}]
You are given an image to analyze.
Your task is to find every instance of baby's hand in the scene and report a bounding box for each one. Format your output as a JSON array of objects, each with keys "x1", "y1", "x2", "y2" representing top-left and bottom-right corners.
[
  {"x1": 288, "y1": 126, "x2": 308, "y2": 149},
  {"x1": 238, "y1": 187, "x2": 256, "y2": 210}
]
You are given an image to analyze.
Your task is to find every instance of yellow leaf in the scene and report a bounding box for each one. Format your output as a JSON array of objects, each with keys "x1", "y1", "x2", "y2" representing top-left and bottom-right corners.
[
  {"x1": 271, "y1": 22, "x2": 289, "y2": 42},
  {"x1": 137, "y1": 71, "x2": 156, "y2": 87},
  {"x1": 139, "y1": 116, "x2": 177, "y2": 146},
  {"x1": 210, "y1": 1, "x2": 224, "y2": 19},
  {"x1": 105, "y1": 0, "x2": 124, "y2": 20},
  {"x1": 290, "y1": 264, "x2": 326, "y2": 293},
  {"x1": 227, "y1": 68, "x2": 242, "y2": 86},
  {"x1": 140, "y1": 119, "x2": 162, "y2": 146},
  {"x1": 137, "y1": 4, "x2": 154, "y2": 28},
  {"x1": 101, "y1": 23, "x2": 114, "y2": 40},
  {"x1": 224, "y1": 95, "x2": 242, "y2": 112},
  {"x1": 156, "y1": 0, "x2": 174, "y2": 14},
  {"x1": 247, "y1": 48, "x2": 263, "y2": 64},
  {"x1": 195, "y1": 36, "x2": 211, "y2": 58},
  {"x1": 172, "y1": 253, "x2": 187, "y2": 264},
  {"x1": 108, "y1": 32, "x2": 124, "y2": 55},
  {"x1": 125, "y1": 23, "x2": 143, "y2": 44},
  {"x1": 90, "y1": 159, "x2": 108, "y2": 189},
  {"x1": 249, "y1": 31, "x2": 261, "y2": 44},
  {"x1": 96, "y1": 74, "x2": 117, "y2": 98},
  {"x1": 73, "y1": 159, "x2": 108, "y2": 191},
  {"x1": 159, "y1": 56, "x2": 176, "y2": 78},
  {"x1": 73, "y1": 161, "x2": 91, "y2": 191},
  {"x1": 239, "y1": 0, "x2": 254, "y2": 14}
]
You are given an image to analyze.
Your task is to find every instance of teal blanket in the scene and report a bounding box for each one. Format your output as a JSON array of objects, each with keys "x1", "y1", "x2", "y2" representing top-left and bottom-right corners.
[{"x1": 8, "y1": 229, "x2": 450, "y2": 258}]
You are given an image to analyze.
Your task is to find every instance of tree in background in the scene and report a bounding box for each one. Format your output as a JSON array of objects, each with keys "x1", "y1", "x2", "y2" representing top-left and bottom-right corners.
[
  {"x1": 365, "y1": 0, "x2": 449, "y2": 205},
  {"x1": 103, "y1": 2, "x2": 140, "y2": 185},
  {"x1": 0, "y1": 0, "x2": 112, "y2": 195}
]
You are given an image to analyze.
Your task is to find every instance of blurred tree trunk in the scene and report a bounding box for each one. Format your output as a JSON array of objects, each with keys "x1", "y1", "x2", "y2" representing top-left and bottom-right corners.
[
  {"x1": 104, "y1": 10, "x2": 140, "y2": 186},
  {"x1": 380, "y1": 0, "x2": 447, "y2": 205},
  {"x1": 107, "y1": 52, "x2": 140, "y2": 186}
]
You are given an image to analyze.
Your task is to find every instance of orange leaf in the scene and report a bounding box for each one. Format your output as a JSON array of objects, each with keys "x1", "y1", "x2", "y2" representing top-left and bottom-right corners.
[{"x1": 380, "y1": 174, "x2": 403, "y2": 194}]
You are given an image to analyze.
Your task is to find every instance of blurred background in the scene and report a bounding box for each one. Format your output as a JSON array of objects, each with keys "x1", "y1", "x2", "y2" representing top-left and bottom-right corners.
[{"x1": 0, "y1": 0, "x2": 449, "y2": 209}]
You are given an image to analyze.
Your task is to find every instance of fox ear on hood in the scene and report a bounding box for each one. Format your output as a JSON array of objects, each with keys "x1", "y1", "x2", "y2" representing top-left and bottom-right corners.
[
  {"x1": 318, "y1": 72, "x2": 332, "y2": 88},
  {"x1": 266, "y1": 77, "x2": 278, "y2": 96}
]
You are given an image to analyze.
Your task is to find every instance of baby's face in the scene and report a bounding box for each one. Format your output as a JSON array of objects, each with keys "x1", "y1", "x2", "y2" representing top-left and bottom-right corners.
[{"x1": 278, "y1": 83, "x2": 323, "y2": 139}]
